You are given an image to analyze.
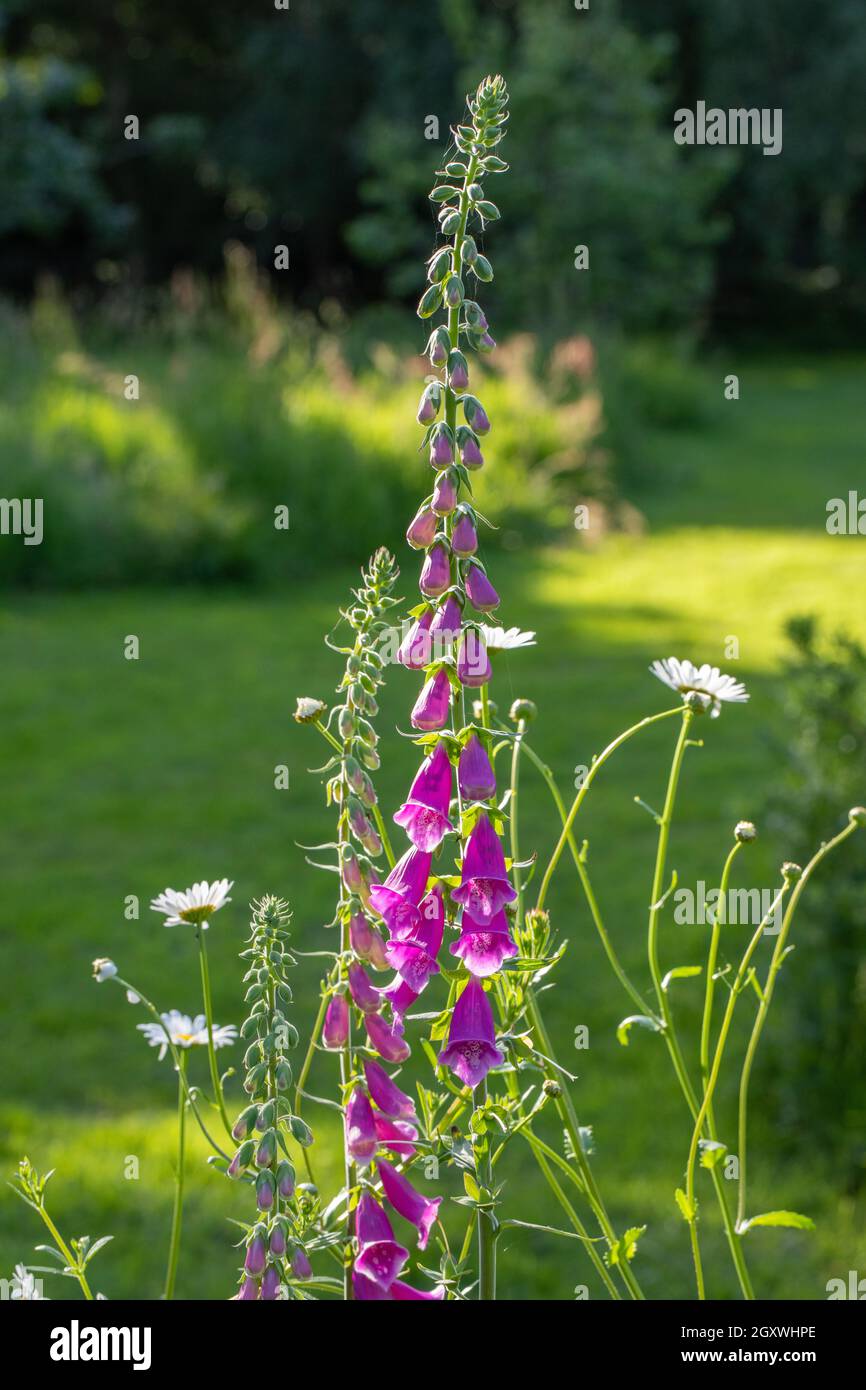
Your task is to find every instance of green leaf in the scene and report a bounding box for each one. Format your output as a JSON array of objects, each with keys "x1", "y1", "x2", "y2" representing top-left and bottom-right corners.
[
  {"x1": 675, "y1": 1188, "x2": 697, "y2": 1222},
  {"x1": 741, "y1": 1210, "x2": 815, "y2": 1233},
  {"x1": 661, "y1": 965, "x2": 702, "y2": 992},
  {"x1": 463, "y1": 1172, "x2": 481, "y2": 1202},
  {"x1": 616, "y1": 1014, "x2": 662, "y2": 1047}
]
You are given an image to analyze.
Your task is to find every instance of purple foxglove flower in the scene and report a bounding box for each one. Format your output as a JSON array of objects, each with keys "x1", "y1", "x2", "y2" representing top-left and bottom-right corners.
[
  {"x1": 365, "y1": 1011, "x2": 411, "y2": 1063},
  {"x1": 244, "y1": 1232, "x2": 267, "y2": 1277},
  {"x1": 256, "y1": 1170, "x2": 276, "y2": 1211},
  {"x1": 450, "y1": 909, "x2": 517, "y2": 977},
  {"x1": 237, "y1": 1276, "x2": 259, "y2": 1300},
  {"x1": 459, "y1": 431, "x2": 485, "y2": 470},
  {"x1": 364, "y1": 1059, "x2": 417, "y2": 1121},
  {"x1": 406, "y1": 506, "x2": 437, "y2": 550},
  {"x1": 465, "y1": 563, "x2": 500, "y2": 612},
  {"x1": 458, "y1": 733, "x2": 496, "y2": 801},
  {"x1": 377, "y1": 1158, "x2": 442, "y2": 1250},
  {"x1": 432, "y1": 469, "x2": 457, "y2": 515},
  {"x1": 447, "y1": 350, "x2": 469, "y2": 391},
  {"x1": 463, "y1": 396, "x2": 491, "y2": 435},
  {"x1": 452, "y1": 813, "x2": 517, "y2": 922},
  {"x1": 323, "y1": 993, "x2": 349, "y2": 1050},
  {"x1": 348, "y1": 961, "x2": 381, "y2": 1014},
  {"x1": 398, "y1": 609, "x2": 433, "y2": 670},
  {"x1": 385, "y1": 884, "x2": 445, "y2": 990},
  {"x1": 261, "y1": 1264, "x2": 281, "y2": 1300},
  {"x1": 429, "y1": 424, "x2": 453, "y2": 469},
  {"x1": 438, "y1": 977, "x2": 504, "y2": 1088},
  {"x1": 393, "y1": 744, "x2": 454, "y2": 851},
  {"x1": 451, "y1": 510, "x2": 478, "y2": 557},
  {"x1": 456, "y1": 631, "x2": 492, "y2": 687},
  {"x1": 291, "y1": 1248, "x2": 313, "y2": 1280},
  {"x1": 416, "y1": 383, "x2": 441, "y2": 424},
  {"x1": 349, "y1": 911, "x2": 377, "y2": 961},
  {"x1": 354, "y1": 1193, "x2": 409, "y2": 1291},
  {"x1": 477, "y1": 332, "x2": 497, "y2": 353},
  {"x1": 419, "y1": 542, "x2": 451, "y2": 598},
  {"x1": 410, "y1": 667, "x2": 452, "y2": 731},
  {"x1": 373, "y1": 1114, "x2": 419, "y2": 1158},
  {"x1": 352, "y1": 1267, "x2": 390, "y2": 1301},
  {"x1": 429, "y1": 594, "x2": 462, "y2": 644},
  {"x1": 369, "y1": 847, "x2": 431, "y2": 934},
  {"x1": 341, "y1": 846, "x2": 366, "y2": 895},
  {"x1": 269, "y1": 1224, "x2": 287, "y2": 1257},
  {"x1": 345, "y1": 1085, "x2": 378, "y2": 1164},
  {"x1": 381, "y1": 976, "x2": 419, "y2": 1022},
  {"x1": 366, "y1": 926, "x2": 389, "y2": 971},
  {"x1": 276, "y1": 1160, "x2": 295, "y2": 1199},
  {"x1": 391, "y1": 1279, "x2": 446, "y2": 1301}
]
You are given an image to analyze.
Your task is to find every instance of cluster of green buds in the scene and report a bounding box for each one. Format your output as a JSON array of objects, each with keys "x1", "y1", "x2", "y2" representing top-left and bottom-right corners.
[{"x1": 228, "y1": 896, "x2": 313, "y2": 1300}]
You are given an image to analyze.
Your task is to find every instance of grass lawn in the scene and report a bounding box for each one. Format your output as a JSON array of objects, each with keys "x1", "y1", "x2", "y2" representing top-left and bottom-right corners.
[{"x1": 2, "y1": 355, "x2": 865, "y2": 1300}]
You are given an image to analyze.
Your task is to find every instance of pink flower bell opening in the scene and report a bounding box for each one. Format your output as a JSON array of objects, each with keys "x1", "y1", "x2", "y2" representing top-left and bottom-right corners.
[{"x1": 438, "y1": 977, "x2": 504, "y2": 1089}]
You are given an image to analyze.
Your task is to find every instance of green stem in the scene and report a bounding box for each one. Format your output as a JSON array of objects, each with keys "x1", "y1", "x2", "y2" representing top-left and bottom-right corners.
[
  {"x1": 521, "y1": 1132, "x2": 621, "y2": 1299},
  {"x1": 475, "y1": 1077, "x2": 497, "y2": 1301},
  {"x1": 294, "y1": 987, "x2": 328, "y2": 1185},
  {"x1": 736, "y1": 817, "x2": 861, "y2": 1231},
  {"x1": 372, "y1": 802, "x2": 396, "y2": 870},
  {"x1": 163, "y1": 1053, "x2": 186, "y2": 1300},
  {"x1": 35, "y1": 1207, "x2": 94, "y2": 1301},
  {"x1": 197, "y1": 930, "x2": 233, "y2": 1139},
  {"x1": 700, "y1": 842, "x2": 743, "y2": 1123},
  {"x1": 535, "y1": 706, "x2": 682, "y2": 912}
]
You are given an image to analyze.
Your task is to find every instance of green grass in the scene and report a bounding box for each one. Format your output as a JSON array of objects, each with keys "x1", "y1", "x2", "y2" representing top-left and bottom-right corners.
[{"x1": 2, "y1": 354, "x2": 865, "y2": 1300}]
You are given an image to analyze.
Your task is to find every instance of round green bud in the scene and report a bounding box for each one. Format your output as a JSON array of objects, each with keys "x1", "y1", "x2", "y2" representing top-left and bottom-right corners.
[{"x1": 510, "y1": 698, "x2": 538, "y2": 724}]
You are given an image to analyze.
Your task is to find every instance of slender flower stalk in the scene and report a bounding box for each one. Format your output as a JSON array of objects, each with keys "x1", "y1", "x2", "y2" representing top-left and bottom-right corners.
[{"x1": 163, "y1": 1053, "x2": 187, "y2": 1300}]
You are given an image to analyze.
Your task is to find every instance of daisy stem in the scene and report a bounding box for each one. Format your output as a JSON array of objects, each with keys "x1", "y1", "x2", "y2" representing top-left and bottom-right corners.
[
  {"x1": 163, "y1": 1053, "x2": 186, "y2": 1300},
  {"x1": 509, "y1": 718, "x2": 526, "y2": 925},
  {"x1": 535, "y1": 706, "x2": 683, "y2": 914},
  {"x1": 735, "y1": 817, "x2": 861, "y2": 1234},
  {"x1": 197, "y1": 931, "x2": 233, "y2": 1139},
  {"x1": 684, "y1": 884, "x2": 789, "y2": 1298}
]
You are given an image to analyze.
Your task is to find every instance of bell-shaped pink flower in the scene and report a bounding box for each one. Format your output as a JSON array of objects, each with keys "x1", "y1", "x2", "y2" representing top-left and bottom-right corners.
[
  {"x1": 432, "y1": 469, "x2": 457, "y2": 515},
  {"x1": 410, "y1": 668, "x2": 452, "y2": 731},
  {"x1": 348, "y1": 961, "x2": 381, "y2": 1014},
  {"x1": 365, "y1": 1011, "x2": 411, "y2": 1063},
  {"x1": 369, "y1": 847, "x2": 431, "y2": 935},
  {"x1": 450, "y1": 908, "x2": 517, "y2": 978},
  {"x1": 345, "y1": 1086, "x2": 378, "y2": 1165},
  {"x1": 352, "y1": 1267, "x2": 389, "y2": 1300},
  {"x1": 381, "y1": 976, "x2": 419, "y2": 1023},
  {"x1": 354, "y1": 1193, "x2": 409, "y2": 1291},
  {"x1": 385, "y1": 884, "x2": 445, "y2": 991},
  {"x1": 460, "y1": 433, "x2": 484, "y2": 470},
  {"x1": 420, "y1": 543, "x2": 451, "y2": 598},
  {"x1": 456, "y1": 630, "x2": 492, "y2": 687},
  {"x1": 429, "y1": 424, "x2": 454, "y2": 469},
  {"x1": 465, "y1": 564, "x2": 500, "y2": 612},
  {"x1": 350, "y1": 912, "x2": 388, "y2": 971},
  {"x1": 406, "y1": 506, "x2": 437, "y2": 550},
  {"x1": 429, "y1": 594, "x2": 462, "y2": 645},
  {"x1": 364, "y1": 1059, "x2": 417, "y2": 1121},
  {"x1": 373, "y1": 1114, "x2": 419, "y2": 1158},
  {"x1": 438, "y1": 978, "x2": 504, "y2": 1088},
  {"x1": 393, "y1": 744, "x2": 453, "y2": 851},
  {"x1": 322, "y1": 993, "x2": 349, "y2": 1049},
  {"x1": 377, "y1": 1158, "x2": 442, "y2": 1250},
  {"x1": 398, "y1": 609, "x2": 433, "y2": 670},
  {"x1": 391, "y1": 1279, "x2": 446, "y2": 1301},
  {"x1": 261, "y1": 1264, "x2": 281, "y2": 1300},
  {"x1": 452, "y1": 813, "x2": 517, "y2": 922},
  {"x1": 451, "y1": 510, "x2": 478, "y2": 557},
  {"x1": 458, "y1": 733, "x2": 496, "y2": 801}
]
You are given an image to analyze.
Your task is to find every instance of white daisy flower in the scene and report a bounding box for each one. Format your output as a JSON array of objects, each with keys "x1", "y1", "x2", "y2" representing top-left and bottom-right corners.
[
  {"x1": 9, "y1": 1264, "x2": 47, "y2": 1300},
  {"x1": 92, "y1": 957, "x2": 118, "y2": 983},
  {"x1": 480, "y1": 625, "x2": 537, "y2": 652},
  {"x1": 150, "y1": 878, "x2": 233, "y2": 928},
  {"x1": 137, "y1": 1010, "x2": 237, "y2": 1061},
  {"x1": 649, "y1": 657, "x2": 749, "y2": 718}
]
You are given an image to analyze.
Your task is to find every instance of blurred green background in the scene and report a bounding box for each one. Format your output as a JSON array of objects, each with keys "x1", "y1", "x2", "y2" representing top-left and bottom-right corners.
[{"x1": 2, "y1": 1, "x2": 866, "y2": 1300}]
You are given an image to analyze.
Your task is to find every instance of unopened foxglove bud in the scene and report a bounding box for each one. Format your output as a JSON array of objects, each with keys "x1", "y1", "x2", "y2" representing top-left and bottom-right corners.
[
  {"x1": 261, "y1": 1264, "x2": 281, "y2": 1300},
  {"x1": 444, "y1": 274, "x2": 464, "y2": 308},
  {"x1": 289, "y1": 1115, "x2": 313, "y2": 1147},
  {"x1": 427, "y1": 326, "x2": 451, "y2": 368},
  {"x1": 440, "y1": 209, "x2": 461, "y2": 235},
  {"x1": 460, "y1": 236, "x2": 478, "y2": 266},
  {"x1": 291, "y1": 1248, "x2": 313, "y2": 1280},
  {"x1": 256, "y1": 1129, "x2": 277, "y2": 1168},
  {"x1": 337, "y1": 705, "x2": 355, "y2": 741},
  {"x1": 227, "y1": 1138, "x2": 255, "y2": 1179},
  {"x1": 411, "y1": 668, "x2": 452, "y2": 731},
  {"x1": 451, "y1": 509, "x2": 478, "y2": 557},
  {"x1": 256, "y1": 1101, "x2": 276, "y2": 1132},
  {"x1": 456, "y1": 631, "x2": 492, "y2": 687},
  {"x1": 256, "y1": 1169, "x2": 276, "y2": 1211},
  {"x1": 348, "y1": 961, "x2": 381, "y2": 1013},
  {"x1": 463, "y1": 396, "x2": 491, "y2": 435},
  {"x1": 474, "y1": 255, "x2": 494, "y2": 282},
  {"x1": 432, "y1": 469, "x2": 458, "y2": 515},
  {"x1": 407, "y1": 506, "x2": 437, "y2": 550},
  {"x1": 232, "y1": 1105, "x2": 258, "y2": 1141},
  {"x1": 465, "y1": 563, "x2": 500, "y2": 612},
  {"x1": 276, "y1": 1160, "x2": 296, "y2": 1199},
  {"x1": 244, "y1": 1231, "x2": 267, "y2": 1276},
  {"x1": 447, "y1": 350, "x2": 469, "y2": 391},
  {"x1": 344, "y1": 755, "x2": 365, "y2": 795},
  {"x1": 269, "y1": 1222, "x2": 288, "y2": 1256},
  {"x1": 427, "y1": 248, "x2": 451, "y2": 283},
  {"x1": 416, "y1": 382, "x2": 442, "y2": 424},
  {"x1": 417, "y1": 284, "x2": 443, "y2": 318},
  {"x1": 429, "y1": 423, "x2": 454, "y2": 469},
  {"x1": 464, "y1": 301, "x2": 488, "y2": 332},
  {"x1": 420, "y1": 542, "x2": 451, "y2": 597},
  {"x1": 274, "y1": 1059, "x2": 293, "y2": 1091},
  {"x1": 456, "y1": 426, "x2": 484, "y2": 470}
]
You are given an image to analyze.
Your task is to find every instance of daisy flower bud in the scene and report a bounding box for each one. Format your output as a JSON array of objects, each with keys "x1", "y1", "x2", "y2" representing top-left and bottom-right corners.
[
  {"x1": 510, "y1": 698, "x2": 537, "y2": 724},
  {"x1": 734, "y1": 820, "x2": 757, "y2": 843},
  {"x1": 848, "y1": 806, "x2": 866, "y2": 826},
  {"x1": 781, "y1": 862, "x2": 802, "y2": 884},
  {"x1": 92, "y1": 958, "x2": 117, "y2": 983},
  {"x1": 293, "y1": 696, "x2": 328, "y2": 725}
]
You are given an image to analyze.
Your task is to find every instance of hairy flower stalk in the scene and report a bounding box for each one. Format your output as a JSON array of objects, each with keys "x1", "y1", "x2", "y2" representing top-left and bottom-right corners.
[{"x1": 229, "y1": 896, "x2": 312, "y2": 1300}]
